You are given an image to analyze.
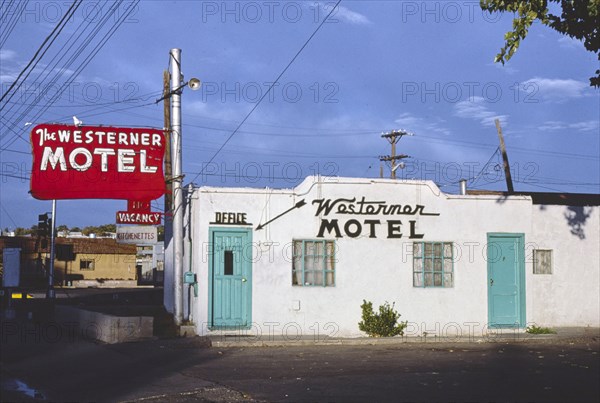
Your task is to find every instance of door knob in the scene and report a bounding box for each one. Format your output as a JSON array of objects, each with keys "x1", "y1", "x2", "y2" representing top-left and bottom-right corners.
[
  {"x1": 241, "y1": 278, "x2": 247, "y2": 282},
  {"x1": 490, "y1": 278, "x2": 494, "y2": 286}
]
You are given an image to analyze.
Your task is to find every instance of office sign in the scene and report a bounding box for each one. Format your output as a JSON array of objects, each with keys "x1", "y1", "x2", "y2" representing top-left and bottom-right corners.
[{"x1": 30, "y1": 124, "x2": 165, "y2": 200}]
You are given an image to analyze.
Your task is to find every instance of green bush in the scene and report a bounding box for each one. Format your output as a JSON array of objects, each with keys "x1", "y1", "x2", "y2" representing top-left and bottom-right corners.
[
  {"x1": 526, "y1": 325, "x2": 556, "y2": 334},
  {"x1": 358, "y1": 300, "x2": 408, "y2": 337}
]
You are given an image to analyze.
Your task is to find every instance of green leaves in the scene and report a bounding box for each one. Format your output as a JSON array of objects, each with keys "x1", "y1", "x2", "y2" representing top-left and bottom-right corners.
[
  {"x1": 481, "y1": 0, "x2": 600, "y2": 86},
  {"x1": 358, "y1": 300, "x2": 408, "y2": 337}
]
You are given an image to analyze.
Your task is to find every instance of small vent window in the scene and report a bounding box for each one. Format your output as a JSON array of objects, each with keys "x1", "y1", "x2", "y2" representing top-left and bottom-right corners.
[{"x1": 533, "y1": 250, "x2": 552, "y2": 274}]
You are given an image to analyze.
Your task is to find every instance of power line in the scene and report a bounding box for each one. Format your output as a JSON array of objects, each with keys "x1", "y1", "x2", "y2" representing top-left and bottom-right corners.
[
  {"x1": 0, "y1": 1, "x2": 139, "y2": 152},
  {"x1": 0, "y1": 0, "x2": 28, "y2": 48},
  {"x1": 0, "y1": 0, "x2": 82, "y2": 108},
  {"x1": 187, "y1": 0, "x2": 343, "y2": 185}
]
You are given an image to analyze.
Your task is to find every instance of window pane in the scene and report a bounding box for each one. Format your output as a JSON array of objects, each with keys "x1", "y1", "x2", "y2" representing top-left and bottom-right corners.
[
  {"x1": 444, "y1": 273, "x2": 454, "y2": 287},
  {"x1": 443, "y1": 258, "x2": 452, "y2": 272},
  {"x1": 424, "y1": 273, "x2": 433, "y2": 286},
  {"x1": 316, "y1": 241, "x2": 324, "y2": 256},
  {"x1": 444, "y1": 243, "x2": 453, "y2": 258},
  {"x1": 424, "y1": 243, "x2": 433, "y2": 256},
  {"x1": 326, "y1": 271, "x2": 334, "y2": 286},
  {"x1": 414, "y1": 257, "x2": 423, "y2": 273},
  {"x1": 293, "y1": 241, "x2": 302, "y2": 257},
  {"x1": 424, "y1": 259, "x2": 433, "y2": 272},
  {"x1": 304, "y1": 270, "x2": 315, "y2": 285},
  {"x1": 413, "y1": 242, "x2": 454, "y2": 288},
  {"x1": 413, "y1": 242, "x2": 422, "y2": 258},
  {"x1": 533, "y1": 250, "x2": 552, "y2": 274},
  {"x1": 224, "y1": 251, "x2": 233, "y2": 275},
  {"x1": 413, "y1": 272, "x2": 423, "y2": 287},
  {"x1": 293, "y1": 240, "x2": 335, "y2": 287}
]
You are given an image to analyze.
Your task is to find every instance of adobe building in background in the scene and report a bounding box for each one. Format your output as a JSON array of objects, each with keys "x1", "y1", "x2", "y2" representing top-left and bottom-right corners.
[
  {"x1": 0, "y1": 237, "x2": 137, "y2": 288},
  {"x1": 163, "y1": 176, "x2": 599, "y2": 338}
]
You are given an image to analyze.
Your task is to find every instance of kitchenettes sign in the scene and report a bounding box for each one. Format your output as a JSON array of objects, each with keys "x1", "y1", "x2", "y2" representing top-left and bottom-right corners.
[{"x1": 30, "y1": 124, "x2": 165, "y2": 200}]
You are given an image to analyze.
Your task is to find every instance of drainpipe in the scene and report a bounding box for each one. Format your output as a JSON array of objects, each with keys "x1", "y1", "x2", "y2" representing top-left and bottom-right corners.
[
  {"x1": 186, "y1": 183, "x2": 194, "y2": 323},
  {"x1": 459, "y1": 179, "x2": 467, "y2": 196}
]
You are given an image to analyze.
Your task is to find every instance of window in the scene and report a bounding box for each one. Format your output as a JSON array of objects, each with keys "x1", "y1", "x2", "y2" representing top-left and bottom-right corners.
[
  {"x1": 413, "y1": 242, "x2": 453, "y2": 287},
  {"x1": 533, "y1": 249, "x2": 552, "y2": 274},
  {"x1": 292, "y1": 240, "x2": 335, "y2": 286},
  {"x1": 80, "y1": 259, "x2": 95, "y2": 271}
]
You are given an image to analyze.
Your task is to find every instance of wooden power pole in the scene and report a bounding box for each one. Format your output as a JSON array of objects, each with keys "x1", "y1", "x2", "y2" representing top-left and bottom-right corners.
[
  {"x1": 494, "y1": 119, "x2": 514, "y2": 194},
  {"x1": 379, "y1": 129, "x2": 410, "y2": 179}
]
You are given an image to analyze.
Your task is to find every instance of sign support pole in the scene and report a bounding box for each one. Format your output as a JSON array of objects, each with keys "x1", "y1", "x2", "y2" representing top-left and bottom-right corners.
[
  {"x1": 170, "y1": 48, "x2": 184, "y2": 325},
  {"x1": 47, "y1": 199, "x2": 56, "y2": 299}
]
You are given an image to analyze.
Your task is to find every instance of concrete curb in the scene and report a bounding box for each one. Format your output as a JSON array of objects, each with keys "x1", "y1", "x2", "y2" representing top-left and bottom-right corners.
[{"x1": 208, "y1": 327, "x2": 600, "y2": 348}]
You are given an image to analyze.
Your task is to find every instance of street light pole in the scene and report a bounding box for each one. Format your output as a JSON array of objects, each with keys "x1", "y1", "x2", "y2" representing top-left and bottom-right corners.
[
  {"x1": 170, "y1": 48, "x2": 184, "y2": 325},
  {"x1": 47, "y1": 199, "x2": 56, "y2": 299}
]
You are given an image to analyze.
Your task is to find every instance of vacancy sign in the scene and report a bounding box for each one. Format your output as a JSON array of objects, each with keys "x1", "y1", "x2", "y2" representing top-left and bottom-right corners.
[
  {"x1": 116, "y1": 200, "x2": 162, "y2": 225},
  {"x1": 30, "y1": 124, "x2": 165, "y2": 200}
]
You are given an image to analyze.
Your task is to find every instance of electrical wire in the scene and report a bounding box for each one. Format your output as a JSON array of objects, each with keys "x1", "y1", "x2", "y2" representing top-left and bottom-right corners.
[
  {"x1": 0, "y1": 0, "x2": 28, "y2": 49},
  {"x1": 0, "y1": 0, "x2": 82, "y2": 108},
  {"x1": 186, "y1": 0, "x2": 343, "y2": 186}
]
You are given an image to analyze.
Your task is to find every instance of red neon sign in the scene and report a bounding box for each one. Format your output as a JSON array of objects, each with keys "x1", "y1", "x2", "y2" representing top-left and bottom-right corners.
[{"x1": 30, "y1": 124, "x2": 165, "y2": 200}]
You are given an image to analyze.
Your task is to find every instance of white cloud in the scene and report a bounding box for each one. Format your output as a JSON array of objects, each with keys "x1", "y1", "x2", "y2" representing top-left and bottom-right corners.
[
  {"x1": 334, "y1": 5, "x2": 371, "y2": 25},
  {"x1": 310, "y1": 3, "x2": 371, "y2": 25},
  {"x1": 487, "y1": 62, "x2": 518, "y2": 75},
  {"x1": 539, "y1": 120, "x2": 599, "y2": 132},
  {"x1": 454, "y1": 96, "x2": 508, "y2": 127},
  {"x1": 394, "y1": 112, "x2": 451, "y2": 136},
  {"x1": 523, "y1": 77, "x2": 591, "y2": 102},
  {"x1": 0, "y1": 49, "x2": 17, "y2": 61},
  {"x1": 557, "y1": 36, "x2": 585, "y2": 50}
]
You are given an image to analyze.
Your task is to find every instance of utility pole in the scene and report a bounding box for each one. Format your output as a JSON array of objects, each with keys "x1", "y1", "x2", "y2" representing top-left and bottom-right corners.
[
  {"x1": 170, "y1": 49, "x2": 184, "y2": 325},
  {"x1": 494, "y1": 119, "x2": 514, "y2": 194},
  {"x1": 163, "y1": 70, "x2": 172, "y2": 222},
  {"x1": 379, "y1": 129, "x2": 411, "y2": 179}
]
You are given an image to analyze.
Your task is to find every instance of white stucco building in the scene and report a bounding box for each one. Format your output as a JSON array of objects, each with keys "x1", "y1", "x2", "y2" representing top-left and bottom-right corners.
[{"x1": 164, "y1": 176, "x2": 600, "y2": 338}]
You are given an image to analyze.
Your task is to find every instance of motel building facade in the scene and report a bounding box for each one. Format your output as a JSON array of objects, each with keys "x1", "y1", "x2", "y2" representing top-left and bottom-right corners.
[{"x1": 163, "y1": 176, "x2": 600, "y2": 339}]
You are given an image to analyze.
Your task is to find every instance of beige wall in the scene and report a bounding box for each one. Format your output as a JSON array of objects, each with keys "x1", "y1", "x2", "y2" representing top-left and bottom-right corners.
[{"x1": 60, "y1": 253, "x2": 136, "y2": 280}]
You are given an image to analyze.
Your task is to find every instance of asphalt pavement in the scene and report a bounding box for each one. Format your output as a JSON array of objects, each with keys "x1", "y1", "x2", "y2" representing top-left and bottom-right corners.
[{"x1": 1, "y1": 324, "x2": 599, "y2": 402}]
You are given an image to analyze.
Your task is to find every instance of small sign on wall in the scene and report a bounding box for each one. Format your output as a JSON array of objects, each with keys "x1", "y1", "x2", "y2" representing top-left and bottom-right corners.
[
  {"x1": 116, "y1": 226, "x2": 158, "y2": 244},
  {"x1": 210, "y1": 212, "x2": 251, "y2": 226}
]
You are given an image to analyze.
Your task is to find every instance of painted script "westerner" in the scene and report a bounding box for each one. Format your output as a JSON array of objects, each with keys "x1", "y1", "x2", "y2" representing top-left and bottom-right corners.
[{"x1": 312, "y1": 197, "x2": 440, "y2": 217}]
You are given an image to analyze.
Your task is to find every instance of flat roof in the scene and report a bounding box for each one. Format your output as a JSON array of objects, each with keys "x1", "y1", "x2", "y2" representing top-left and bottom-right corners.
[{"x1": 466, "y1": 190, "x2": 600, "y2": 206}]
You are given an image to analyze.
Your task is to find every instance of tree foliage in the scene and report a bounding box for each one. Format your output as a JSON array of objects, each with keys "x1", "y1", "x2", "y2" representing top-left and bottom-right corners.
[{"x1": 481, "y1": 0, "x2": 600, "y2": 86}]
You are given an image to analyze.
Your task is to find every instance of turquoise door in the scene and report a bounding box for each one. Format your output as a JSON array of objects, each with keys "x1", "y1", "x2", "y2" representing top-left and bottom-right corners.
[
  {"x1": 487, "y1": 233, "x2": 526, "y2": 328},
  {"x1": 209, "y1": 228, "x2": 252, "y2": 328}
]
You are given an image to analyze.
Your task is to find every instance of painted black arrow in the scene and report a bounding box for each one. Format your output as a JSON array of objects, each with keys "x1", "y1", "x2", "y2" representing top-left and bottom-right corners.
[{"x1": 256, "y1": 199, "x2": 307, "y2": 230}]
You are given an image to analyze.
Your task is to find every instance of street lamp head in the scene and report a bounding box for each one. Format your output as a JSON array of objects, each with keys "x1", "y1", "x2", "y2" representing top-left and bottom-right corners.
[{"x1": 188, "y1": 78, "x2": 201, "y2": 91}]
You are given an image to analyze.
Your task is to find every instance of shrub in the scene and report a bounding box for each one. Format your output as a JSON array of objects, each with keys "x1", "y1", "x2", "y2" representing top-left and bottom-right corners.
[
  {"x1": 358, "y1": 300, "x2": 408, "y2": 337},
  {"x1": 526, "y1": 325, "x2": 556, "y2": 334}
]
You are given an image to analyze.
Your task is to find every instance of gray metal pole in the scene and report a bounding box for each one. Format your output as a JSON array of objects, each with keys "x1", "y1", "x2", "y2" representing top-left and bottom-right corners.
[
  {"x1": 47, "y1": 199, "x2": 56, "y2": 299},
  {"x1": 170, "y1": 48, "x2": 184, "y2": 325}
]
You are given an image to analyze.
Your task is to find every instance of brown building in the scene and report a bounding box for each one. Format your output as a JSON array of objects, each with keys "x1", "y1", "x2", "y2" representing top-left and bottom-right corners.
[{"x1": 0, "y1": 236, "x2": 137, "y2": 287}]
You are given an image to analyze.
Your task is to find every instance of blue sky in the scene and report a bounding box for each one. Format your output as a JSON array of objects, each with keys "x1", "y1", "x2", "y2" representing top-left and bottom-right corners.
[{"x1": 1, "y1": 0, "x2": 598, "y2": 229}]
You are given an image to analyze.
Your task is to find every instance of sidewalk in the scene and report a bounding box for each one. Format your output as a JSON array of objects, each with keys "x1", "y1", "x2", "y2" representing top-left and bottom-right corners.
[{"x1": 207, "y1": 326, "x2": 600, "y2": 347}]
